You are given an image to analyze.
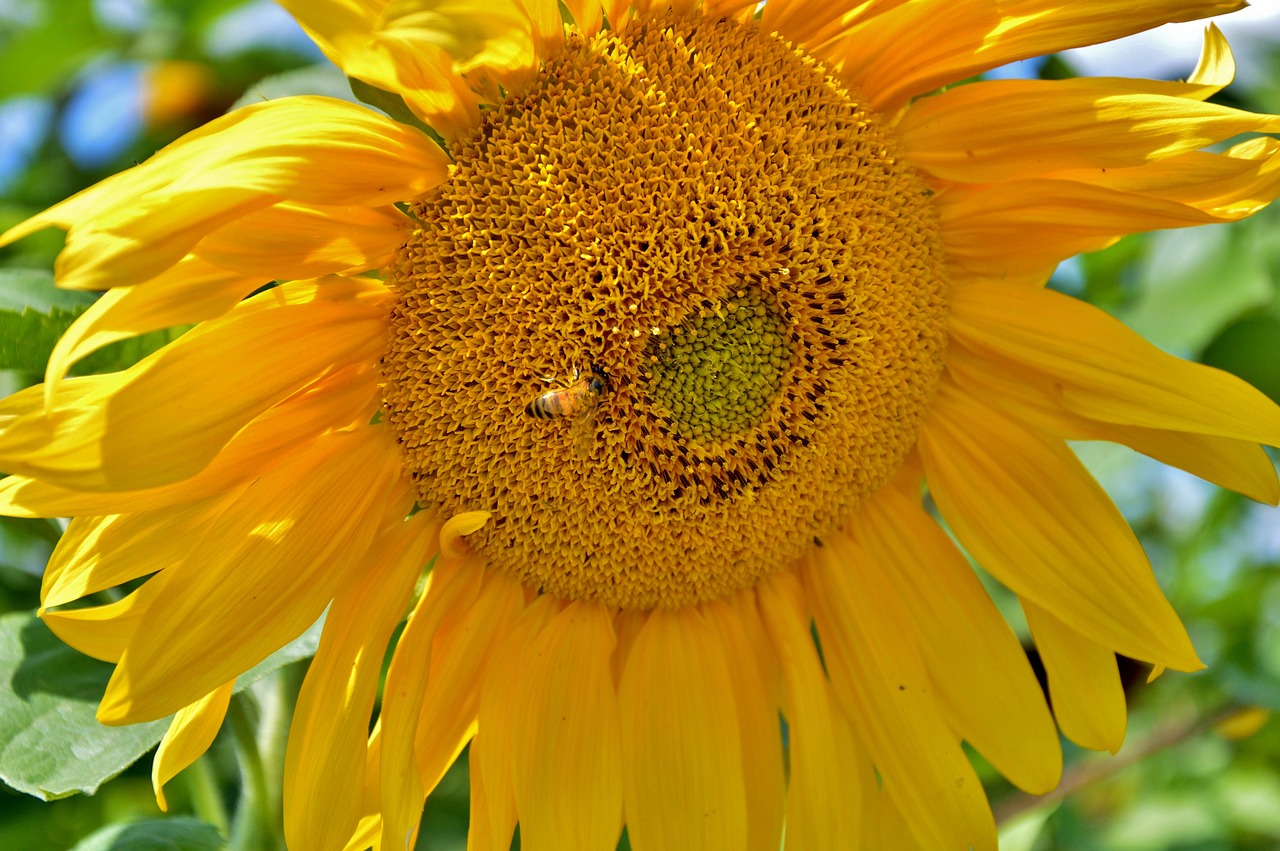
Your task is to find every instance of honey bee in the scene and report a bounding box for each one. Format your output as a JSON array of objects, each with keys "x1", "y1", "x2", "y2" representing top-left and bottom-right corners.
[{"x1": 525, "y1": 365, "x2": 609, "y2": 419}]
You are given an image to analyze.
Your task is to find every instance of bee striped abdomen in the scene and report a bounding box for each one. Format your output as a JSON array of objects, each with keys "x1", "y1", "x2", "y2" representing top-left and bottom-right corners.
[
  {"x1": 526, "y1": 391, "x2": 568, "y2": 419},
  {"x1": 524, "y1": 371, "x2": 606, "y2": 420}
]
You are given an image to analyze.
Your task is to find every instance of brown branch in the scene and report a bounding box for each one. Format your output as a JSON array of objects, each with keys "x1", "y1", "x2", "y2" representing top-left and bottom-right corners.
[{"x1": 993, "y1": 703, "x2": 1243, "y2": 825}]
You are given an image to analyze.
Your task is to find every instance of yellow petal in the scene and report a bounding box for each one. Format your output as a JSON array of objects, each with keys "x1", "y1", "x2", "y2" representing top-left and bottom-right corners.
[
  {"x1": 636, "y1": 0, "x2": 698, "y2": 15},
  {"x1": 152, "y1": 682, "x2": 234, "y2": 811},
  {"x1": 2, "y1": 364, "x2": 379, "y2": 518},
  {"x1": 98, "y1": 426, "x2": 407, "y2": 724},
  {"x1": 368, "y1": 1, "x2": 536, "y2": 78},
  {"x1": 563, "y1": 0, "x2": 603, "y2": 36},
  {"x1": 703, "y1": 595, "x2": 785, "y2": 851},
  {"x1": 346, "y1": 817, "x2": 379, "y2": 851},
  {"x1": 850, "y1": 481, "x2": 1063, "y2": 795},
  {"x1": 524, "y1": 0, "x2": 565, "y2": 57},
  {"x1": 474, "y1": 593, "x2": 559, "y2": 851},
  {"x1": 804, "y1": 532, "x2": 997, "y2": 851},
  {"x1": 704, "y1": 0, "x2": 761, "y2": 17},
  {"x1": 601, "y1": 0, "x2": 631, "y2": 27},
  {"x1": 0, "y1": 372, "x2": 111, "y2": 430},
  {"x1": 609, "y1": 608, "x2": 645, "y2": 690},
  {"x1": 42, "y1": 573, "x2": 168, "y2": 663},
  {"x1": 865, "y1": 790, "x2": 930, "y2": 851},
  {"x1": 947, "y1": 345, "x2": 1280, "y2": 505},
  {"x1": 45, "y1": 256, "x2": 263, "y2": 404},
  {"x1": 919, "y1": 382, "x2": 1202, "y2": 671},
  {"x1": 415, "y1": 568, "x2": 524, "y2": 796},
  {"x1": 1097, "y1": 427, "x2": 1279, "y2": 505},
  {"x1": 761, "y1": 0, "x2": 875, "y2": 47},
  {"x1": 619, "y1": 608, "x2": 747, "y2": 851},
  {"x1": 0, "y1": 278, "x2": 389, "y2": 491},
  {"x1": 1024, "y1": 600, "x2": 1128, "y2": 754},
  {"x1": 195, "y1": 202, "x2": 411, "y2": 280},
  {"x1": 950, "y1": 282, "x2": 1280, "y2": 447},
  {"x1": 509, "y1": 602, "x2": 623, "y2": 851},
  {"x1": 898, "y1": 35, "x2": 1274, "y2": 183},
  {"x1": 0, "y1": 376, "x2": 70, "y2": 423},
  {"x1": 379, "y1": 555, "x2": 483, "y2": 851},
  {"x1": 937, "y1": 178, "x2": 1224, "y2": 282},
  {"x1": 441, "y1": 510, "x2": 492, "y2": 559},
  {"x1": 465, "y1": 745, "x2": 499, "y2": 851},
  {"x1": 1186, "y1": 23, "x2": 1238, "y2": 95},
  {"x1": 855, "y1": 724, "x2": 928, "y2": 851},
  {"x1": 279, "y1": 0, "x2": 536, "y2": 137},
  {"x1": 832, "y1": 0, "x2": 1245, "y2": 114},
  {"x1": 1053, "y1": 135, "x2": 1280, "y2": 219},
  {"x1": 42, "y1": 499, "x2": 226, "y2": 610},
  {"x1": 284, "y1": 511, "x2": 439, "y2": 851},
  {"x1": 0, "y1": 96, "x2": 448, "y2": 290},
  {"x1": 1215, "y1": 706, "x2": 1270, "y2": 741},
  {"x1": 758, "y1": 572, "x2": 859, "y2": 851},
  {"x1": 341, "y1": 722, "x2": 385, "y2": 851}
]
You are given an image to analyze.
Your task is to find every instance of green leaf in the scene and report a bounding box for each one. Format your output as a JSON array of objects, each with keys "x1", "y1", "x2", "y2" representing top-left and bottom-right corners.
[
  {"x1": 0, "y1": 268, "x2": 199, "y2": 375},
  {"x1": 347, "y1": 77, "x2": 443, "y2": 145},
  {"x1": 0, "y1": 517, "x2": 57, "y2": 577},
  {"x1": 76, "y1": 326, "x2": 191, "y2": 377},
  {"x1": 1121, "y1": 223, "x2": 1273, "y2": 354},
  {"x1": 0, "y1": 205, "x2": 67, "y2": 267},
  {"x1": 0, "y1": 306, "x2": 78, "y2": 373},
  {"x1": 230, "y1": 63, "x2": 356, "y2": 111},
  {"x1": 0, "y1": 611, "x2": 170, "y2": 800},
  {"x1": 1201, "y1": 316, "x2": 1280, "y2": 406},
  {"x1": 0, "y1": 268, "x2": 92, "y2": 372},
  {"x1": 1078, "y1": 232, "x2": 1146, "y2": 311},
  {"x1": 68, "y1": 818, "x2": 225, "y2": 851},
  {"x1": 0, "y1": 610, "x2": 324, "y2": 801},
  {"x1": 0, "y1": 268, "x2": 95, "y2": 313}
]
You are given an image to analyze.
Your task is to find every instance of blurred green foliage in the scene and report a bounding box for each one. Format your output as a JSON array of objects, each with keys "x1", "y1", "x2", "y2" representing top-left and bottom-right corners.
[{"x1": 0, "y1": 2, "x2": 1278, "y2": 850}]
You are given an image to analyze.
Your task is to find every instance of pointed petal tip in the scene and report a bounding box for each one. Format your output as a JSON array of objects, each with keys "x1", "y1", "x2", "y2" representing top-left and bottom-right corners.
[
  {"x1": 95, "y1": 695, "x2": 130, "y2": 727},
  {"x1": 0, "y1": 215, "x2": 58, "y2": 250},
  {"x1": 1256, "y1": 470, "x2": 1280, "y2": 506},
  {"x1": 1164, "y1": 641, "x2": 1206, "y2": 675},
  {"x1": 1132, "y1": 637, "x2": 1202, "y2": 677},
  {"x1": 97, "y1": 664, "x2": 152, "y2": 726},
  {"x1": 1018, "y1": 766, "x2": 1064, "y2": 798}
]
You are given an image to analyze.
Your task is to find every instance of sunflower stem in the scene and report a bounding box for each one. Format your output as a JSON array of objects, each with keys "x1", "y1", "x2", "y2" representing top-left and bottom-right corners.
[
  {"x1": 184, "y1": 755, "x2": 229, "y2": 836},
  {"x1": 227, "y1": 692, "x2": 281, "y2": 851},
  {"x1": 258, "y1": 661, "x2": 307, "y2": 835}
]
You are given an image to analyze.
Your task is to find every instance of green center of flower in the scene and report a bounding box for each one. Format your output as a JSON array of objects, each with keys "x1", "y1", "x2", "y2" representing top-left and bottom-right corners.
[
  {"x1": 379, "y1": 12, "x2": 950, "y2": 609},
  {"x1": 645, "y1": 289, "x2": 793, "y2": 442}
]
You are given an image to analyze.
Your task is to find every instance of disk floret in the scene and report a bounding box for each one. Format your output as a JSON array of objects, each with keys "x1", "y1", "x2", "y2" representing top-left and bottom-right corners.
[
  {"x1": 646, "y1": 288, "x2": 793, "y2": 443},
  {"x1": 379, "y1": 13, "x2": 949, "y2": 608}
]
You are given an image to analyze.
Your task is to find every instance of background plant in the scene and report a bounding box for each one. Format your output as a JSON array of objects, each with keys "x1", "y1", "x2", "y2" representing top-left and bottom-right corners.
[{"x1": 1, "y1": 2, "x2": 1278, "y2": 849}]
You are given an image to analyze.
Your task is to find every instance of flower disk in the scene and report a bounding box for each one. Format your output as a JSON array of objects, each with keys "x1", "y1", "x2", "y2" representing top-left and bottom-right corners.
[{"x1": 381, "y1": 13, "x2": 950, "y2": 609}]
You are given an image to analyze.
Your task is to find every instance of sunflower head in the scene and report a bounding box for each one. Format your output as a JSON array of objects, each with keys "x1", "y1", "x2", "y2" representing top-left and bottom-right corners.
[{"x1": 380, "y1": 12, "x2": 949, "y2": 608}]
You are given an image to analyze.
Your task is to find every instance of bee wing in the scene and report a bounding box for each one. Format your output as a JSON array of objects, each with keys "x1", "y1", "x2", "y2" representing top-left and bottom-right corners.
[{"x1": 570, "y1": 396, "x2": 600, "y2": 458}]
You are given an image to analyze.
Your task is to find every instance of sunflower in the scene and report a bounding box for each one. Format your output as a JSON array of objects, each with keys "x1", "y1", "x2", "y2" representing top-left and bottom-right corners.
[{"x1": 4, "y1": 0, "x2": 1280, "y2": 848}]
